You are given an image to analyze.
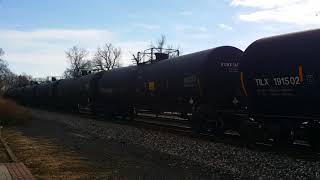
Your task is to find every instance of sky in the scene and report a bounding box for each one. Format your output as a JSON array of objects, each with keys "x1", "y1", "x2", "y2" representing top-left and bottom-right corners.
[{"x1": 0, "y1": 0, "x2": 320, "y2": 77}]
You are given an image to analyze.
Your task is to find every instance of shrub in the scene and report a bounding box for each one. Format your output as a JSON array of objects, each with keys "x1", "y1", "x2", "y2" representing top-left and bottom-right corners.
[{"x1": 0, "y1": 97, "x2": 32, "y2": 125}]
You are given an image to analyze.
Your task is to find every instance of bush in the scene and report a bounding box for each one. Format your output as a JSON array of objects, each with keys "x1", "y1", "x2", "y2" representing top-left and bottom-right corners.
[{"x1": 0, "y1": 97, "x2": 32, "y2": 125}]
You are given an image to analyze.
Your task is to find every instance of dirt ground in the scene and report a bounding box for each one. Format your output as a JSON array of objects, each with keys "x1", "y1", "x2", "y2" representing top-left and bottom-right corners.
[{"x1": 2, "y1": 109, "x2": 219, "y2": 180}]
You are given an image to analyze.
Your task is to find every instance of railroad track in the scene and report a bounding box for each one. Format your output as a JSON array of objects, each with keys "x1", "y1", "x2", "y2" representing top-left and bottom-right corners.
[
  {"x1": 132, "y1": 117, "x2": 192, "y2": 134},
  {"x1": 78, "y1": 108, "x2": 192, "y2": 133},
  {"x1": 73, "y1": 108, "x2": 320, "y2": 159}
]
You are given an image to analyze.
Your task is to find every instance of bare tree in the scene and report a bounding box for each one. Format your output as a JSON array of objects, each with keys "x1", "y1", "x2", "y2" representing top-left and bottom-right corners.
[
  {"x1": 131, "y1": 35, "x2": 181, "y2": 65},
  {"x1": 0, "y1": 59, "x2": 10, "y2": 80},
  {"x1": 151, "y1": 35, "x2": 181, "y2": 56},
  {"x1": 0, "y1": 49, "x2": 8, "y2": 77},
  {"x1": 0, "y1": 49, "x2": 34, "y2": 92},
  {"x1": 12, "y1": 73, "x2": 32, "y2": 88},
  {"x1": 130, "y1": 35, "x2": 168, "y2": 65},
  {"x1": 64, "y1": 46, "x2": 91, "y2": 78},
  {"x1": 132, "y1": 53, "x2": 142, "y2": 65},
  {"x1": 93, "y1": 43, "x2": 121, "y2": 71},
  {"x1": 154, "y1": 35, "x2": 166, "y2": 52},
  {"x1": 0, "y1": 49, "x2": 18, "y2": 92},
  {"x1": 0, "y1": 48, "x2": 4, "y2": 58}
]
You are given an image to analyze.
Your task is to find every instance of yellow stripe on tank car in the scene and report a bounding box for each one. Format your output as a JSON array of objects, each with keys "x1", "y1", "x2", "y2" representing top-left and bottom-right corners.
[
  {"x1": 148, "y1": 81, "x2": 155, "y2": 91},
  {"x1": 298, "y1": 65, "x2": 304, "y2": 83},
  {"x1": 240, "y1": 72, "x2": 248, "y2": 97}
]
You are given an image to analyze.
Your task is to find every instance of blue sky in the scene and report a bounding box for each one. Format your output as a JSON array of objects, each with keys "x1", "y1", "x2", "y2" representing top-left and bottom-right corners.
[{"x1": 0, "y1": 0, "x2": 319, "y2": 77}]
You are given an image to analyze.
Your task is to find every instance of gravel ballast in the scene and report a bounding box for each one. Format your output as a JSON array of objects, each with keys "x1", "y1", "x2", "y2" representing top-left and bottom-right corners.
[{"x1": 32, "y1": 109, "x2": 320, "y2": 179}]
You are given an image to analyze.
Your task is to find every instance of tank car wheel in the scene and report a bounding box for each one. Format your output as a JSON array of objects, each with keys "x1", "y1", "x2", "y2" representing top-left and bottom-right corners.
[
  {"x1": 273, "y1": 128, "x2": 295, "y2": 149},
  {"x1": 190, "y1": 111, "x2": 205, "y2": 134},
  {"x1": 104, "y1": 108, "x2": 115, "y2": 120},
  {"x1": 190, "y1": 104, "x2": 223, "y2": 135},
  {"x1": 214, "y1": 115, "x2": 225, "y2": 137},
  {"x1": 307, "y1": 120, "x2": 320, "y2": 151},
  {"x1": 127, "y1": 107, "x2": 137, "y2": 121},
  {"x1": 72, "y1": 104, "x2": 80, "y2": 113},
  {"x1": 270, "y1": 122, "x2": 295, "y2": 149},
  {"x1": 239, "y1": 119, "x2": 258, "y2": 148},
  {"x1": 180, "y1": 112, "x2": 189, "y2": 120},
  {"x1": 309, "y1": 135, "x2": 320, "y2": 151}
]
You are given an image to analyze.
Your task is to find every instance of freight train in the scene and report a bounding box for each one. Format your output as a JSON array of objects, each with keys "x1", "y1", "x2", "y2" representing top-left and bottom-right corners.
[
  {"x1": 241, "y1": 29, "x2": 320, "y2": 148},
  {"x1": 4, "y1": 29, "x2": 320, "y2": 149}
]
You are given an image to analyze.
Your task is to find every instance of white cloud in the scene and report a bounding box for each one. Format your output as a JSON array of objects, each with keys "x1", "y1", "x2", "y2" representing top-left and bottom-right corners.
[
  {"x1": 173, "y1": 25, "x2": 214, "y2": 40},
  {"x1": 231, "y1": 0, "x2": 302, "y2": 9},
  {"x1": 0, "y1": 29, "x2": 114, "y2": 42},
  {"x1": 179, "y1": 11, "x2": 193, "y2": 16},
  {"x1": 174, "y1": 24, "x2": 209, "y2": 33},
  {"x1": 132, "y1": 23, "x2": 160, "y2": 30},
  {"x1": 218, "y1": 24, "x2": 233, "y2": 31},
  {"x1": 0, "y1": 28, "x2": 149, "y2": 76},
  {"x1": 189, "y1": 33, "x2": 214, "y2": 39},
  {"x1": 0, "y1": 29, "x2": 114, "y2": 63},
  {"x1": 174, "y1": 24, "x2": 192, "y2": 32},
  {"x1": 231, "y1": 0, "x2": 320, "y2": 25},
  {"x1": 198, "y1": 26, "x2": 208, "y2": 32}
]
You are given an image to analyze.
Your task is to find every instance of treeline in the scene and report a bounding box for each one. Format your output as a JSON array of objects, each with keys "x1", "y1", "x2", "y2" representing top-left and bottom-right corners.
[
  {"x1": 63, "y1": 43, "x2": 122, "y2": 79},
  {"x1": 64, "y1": 35, "x2": 181, "y2": 79},
  {"x1": 0, "y1": 48, "x2": 33, "y2": 93},
  {"x1": 0, "y1": 35, "x2": 180, "y2": 93}
]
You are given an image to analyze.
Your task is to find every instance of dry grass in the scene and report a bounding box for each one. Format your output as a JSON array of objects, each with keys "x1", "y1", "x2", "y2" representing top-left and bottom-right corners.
[
  {"x1": 3, "y1": 129, "x2": 113, "y2": 180},
  {"x1": 0, "y1": 97, "x2": 32, "y2": 125},
  {"x1": 0, "y1": 141, "x2": 10, "y2": 163}
]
